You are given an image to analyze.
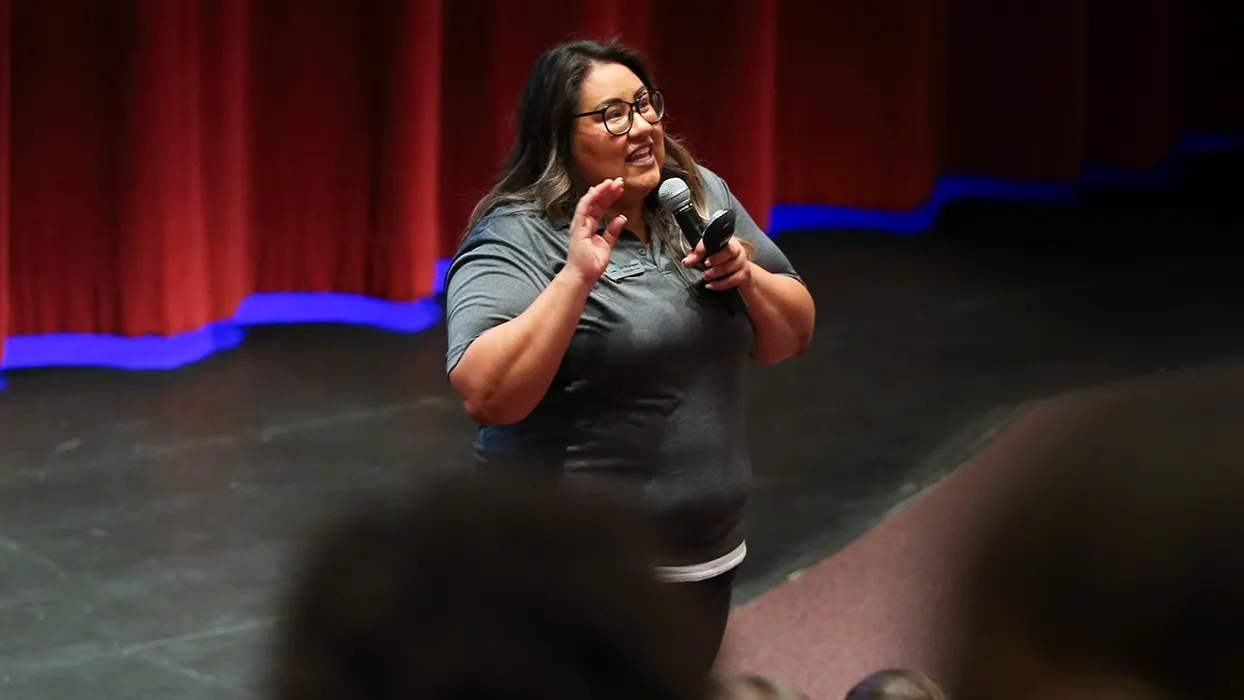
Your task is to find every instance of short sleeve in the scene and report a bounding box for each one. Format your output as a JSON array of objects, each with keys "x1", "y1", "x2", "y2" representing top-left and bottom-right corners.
[
  {"x1": 443, "y1": 221, "x2": 554, "y2": 375},
  {"x1": 700, "y1": 168, "x2": 804, "y2": 285}
]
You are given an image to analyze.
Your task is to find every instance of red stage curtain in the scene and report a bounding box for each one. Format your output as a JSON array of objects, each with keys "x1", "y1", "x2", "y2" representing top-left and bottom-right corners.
[
  {"x1": 2, "y1": 0, "x2": 1242, "y2": 362},
  {"x1": 1, "y1": 0, "x2": 9, "y2": 361}
]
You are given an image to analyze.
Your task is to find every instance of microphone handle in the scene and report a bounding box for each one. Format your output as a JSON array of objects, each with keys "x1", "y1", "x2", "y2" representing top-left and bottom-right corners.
[
  {"x1": 705, "y1": 237, "x2": 749, "y2": 315},
  {"x1": 718, "y1": 285, "x2": 748, "y2": 315},
  {"x1": 673, "y1": 206, "x2": 704, "y2": 249},
  {"x1": 673, "y1": 205, "x2": 748, "y2": 316}
]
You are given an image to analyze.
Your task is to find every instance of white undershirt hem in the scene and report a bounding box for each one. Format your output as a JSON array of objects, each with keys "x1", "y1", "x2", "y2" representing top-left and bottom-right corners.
[{"x1": 654, "y1": 541, "x2": 747, "y2": 583}]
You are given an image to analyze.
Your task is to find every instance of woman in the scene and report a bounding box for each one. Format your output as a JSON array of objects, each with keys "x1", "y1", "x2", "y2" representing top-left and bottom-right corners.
[{"x1": 443, "y1": 39, "x2": 815, "y2": 670}]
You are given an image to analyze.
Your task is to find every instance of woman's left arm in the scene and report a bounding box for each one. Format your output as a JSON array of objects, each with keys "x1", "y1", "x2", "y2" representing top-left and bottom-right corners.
[
  {"x1": 681, "y1": 171, "x2": 816, "y2": 364},
  {"x1": 693, "y1": 240, "x2": 816, "y2": 364}
]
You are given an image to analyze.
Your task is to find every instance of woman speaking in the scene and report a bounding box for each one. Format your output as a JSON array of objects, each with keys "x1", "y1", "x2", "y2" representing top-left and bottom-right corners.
[{"x1": 443, "y1": 39, "x2": 815, "y2": 670}]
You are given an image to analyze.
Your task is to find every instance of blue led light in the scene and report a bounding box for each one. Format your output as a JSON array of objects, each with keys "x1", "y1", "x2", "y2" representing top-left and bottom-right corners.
[
  {"x1": 769, "y1": 175, "x2": 1079, "y2": 236},
  {"x1": 768, "y1": 132, "x2": 1241, "y2": 237},
  {"x1": 0, "y1": 262, "x2": 450, "y2": 388},
  {"x1": 0, "y1": 132, "x2": 1238, "y2": 389}
]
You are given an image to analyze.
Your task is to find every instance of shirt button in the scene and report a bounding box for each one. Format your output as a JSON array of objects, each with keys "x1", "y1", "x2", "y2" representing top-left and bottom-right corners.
[{"x1": 639, "y1": 249, "x2": 647, "y2": 256}]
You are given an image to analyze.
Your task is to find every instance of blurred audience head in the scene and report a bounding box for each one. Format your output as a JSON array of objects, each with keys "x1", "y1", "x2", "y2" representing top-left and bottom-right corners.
[
  {"x1": 268, "y1": 472, "x2": 712, "y2": 700},
  {"x1": 843, "y1": 669, "x2": 947, "y2": 700},
  {"x1": 712, "y1": 675, "x2": 809, "y2": 700},
  {"x1": 949, "y1": 394, "x2": 1244, "y2": 700}
]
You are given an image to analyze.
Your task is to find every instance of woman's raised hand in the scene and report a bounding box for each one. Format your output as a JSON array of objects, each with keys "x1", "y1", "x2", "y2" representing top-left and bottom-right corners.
[{"x1": 564, "y1": 178, "x2": 628, "y2": 284}]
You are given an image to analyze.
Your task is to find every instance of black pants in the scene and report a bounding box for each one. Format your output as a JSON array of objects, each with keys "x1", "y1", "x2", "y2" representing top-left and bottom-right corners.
[{"x1": 674, "y1": 568, "x2": 738, "y2": 675}]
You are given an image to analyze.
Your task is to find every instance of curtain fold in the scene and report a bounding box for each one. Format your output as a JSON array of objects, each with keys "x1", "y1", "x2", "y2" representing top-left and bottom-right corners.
[
  {"x1": 0, "y1": 0, "x2": 8, "y2": 360},
  {"x1": 119, "y1": 0, "x2": 211, "y2": 336},
  {"x1": 2, "y1": 0, "x2": 1241, "y2": 362},
  {"x1": 1085, "y1": 0, "x2": 1180, "y2": 168},
  {"x1": 774, "y1": 2, "x2": 952, "y2": 211}
]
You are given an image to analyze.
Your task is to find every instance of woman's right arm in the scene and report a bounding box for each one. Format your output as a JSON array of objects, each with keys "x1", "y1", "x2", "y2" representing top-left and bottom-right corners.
[
  {"x1": 448, "y1": 178, "x2": 628, "y2": 425},
  {"x1": 449, "y1": 266, "x2": 595, "y2": 425}
]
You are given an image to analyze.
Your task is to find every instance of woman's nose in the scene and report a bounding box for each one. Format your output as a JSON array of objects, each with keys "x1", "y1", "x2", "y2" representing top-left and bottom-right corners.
[{"x1": 630, "y1": 114, "x2": 654, "y2": 138}]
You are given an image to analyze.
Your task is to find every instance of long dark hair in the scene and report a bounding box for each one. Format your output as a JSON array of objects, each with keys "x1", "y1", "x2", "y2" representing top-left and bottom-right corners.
[{"x1": 465, "y1": 39, "x2": 709, "y2": 239}]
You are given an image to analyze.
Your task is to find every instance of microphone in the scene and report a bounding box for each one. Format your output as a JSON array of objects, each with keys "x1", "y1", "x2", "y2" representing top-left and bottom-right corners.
[{"x1": 657, "y1": 178, "x2": 748, "y2": 315}]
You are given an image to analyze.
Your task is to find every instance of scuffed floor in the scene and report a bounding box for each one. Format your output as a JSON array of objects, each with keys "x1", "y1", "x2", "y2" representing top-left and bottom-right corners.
[{"x1": 1, "y1": 159, "x2": 1242, "y2": 697}]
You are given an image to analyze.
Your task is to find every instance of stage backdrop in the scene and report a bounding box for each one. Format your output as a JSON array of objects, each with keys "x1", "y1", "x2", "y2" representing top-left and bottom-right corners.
[{"x1": 1, "y1": 0, "x2": 1242, "y2": 370}]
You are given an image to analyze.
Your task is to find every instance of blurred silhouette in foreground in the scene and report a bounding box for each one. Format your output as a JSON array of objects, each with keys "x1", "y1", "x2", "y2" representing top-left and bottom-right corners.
[
  {"x1": 949, "y1": 391, "x2": 1244, "y2": 700},
  {"x1": 712, "y1": 675, "x2": 810, "y2": 700},
  {"x1": 267, "y1": 472, "x2": 729, "y2": 700},
  {"x1": 843, "y1": 669, "x2": 947, "y2": 699}
]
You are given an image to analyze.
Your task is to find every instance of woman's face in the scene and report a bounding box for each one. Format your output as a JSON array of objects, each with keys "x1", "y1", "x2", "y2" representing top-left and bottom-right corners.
[{"x1": 570, "y1": 62, "x2": 666, "y2": 210}]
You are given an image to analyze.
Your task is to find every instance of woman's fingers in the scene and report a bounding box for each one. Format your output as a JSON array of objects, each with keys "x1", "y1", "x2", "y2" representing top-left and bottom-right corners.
[
  {"x1": 588, "y1": 178, "x2": 624, "y2": 218},
  {"x1": 572, "y1": 185, "x2": 599, "y2": 234},
  {"x1": 682, "y1": 240, "x2": 707, "y2": 267},
  {"x1": 573, "y1": 178, "x2": 625, "y2": 236},
  {"x1": 701, "y1": 256, "x2": 743, "y2": 281},
  {"x1": 704, "y1": 254, "x2": 751, "y2": 289},
  {"x1": 600, "y1": 213, "x2": 628, "y2": 246}
]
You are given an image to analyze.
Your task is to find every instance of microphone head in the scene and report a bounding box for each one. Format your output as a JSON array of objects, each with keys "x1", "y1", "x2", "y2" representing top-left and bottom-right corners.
[{"x1": 657, "y1": 177, "x2": 692, "y2": 211}]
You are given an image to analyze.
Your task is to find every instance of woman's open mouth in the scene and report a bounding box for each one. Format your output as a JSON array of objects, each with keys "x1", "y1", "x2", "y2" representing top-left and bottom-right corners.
[{"x1": 626, "y1": 146, "x2": 654, "y2": 166}]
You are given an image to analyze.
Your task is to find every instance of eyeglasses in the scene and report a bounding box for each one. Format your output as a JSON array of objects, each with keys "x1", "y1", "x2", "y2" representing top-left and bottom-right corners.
[{"x1": 574, "y1": 90, "x2": 665, "y2": 136}]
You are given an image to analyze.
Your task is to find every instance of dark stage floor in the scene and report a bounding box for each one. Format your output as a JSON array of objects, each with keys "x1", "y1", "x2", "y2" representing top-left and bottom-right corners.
[{"x1": 1, "y1": 155, "x2": 1242, "y2": 697}]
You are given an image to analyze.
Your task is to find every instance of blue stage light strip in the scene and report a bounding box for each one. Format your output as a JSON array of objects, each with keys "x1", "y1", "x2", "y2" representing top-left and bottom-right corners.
[
  {"x1": 767, "y1": 132, "x2": 1243, "y2": 237},
  {"x1": 0, "y1": 258, "x2": 453, "y2": 389},
  {"x1": 769, "y1": 176, "x2": 1080, "y2": 236},
  {"x1": 1, "y1": 132, "x2": 1240, "y2": 389}
]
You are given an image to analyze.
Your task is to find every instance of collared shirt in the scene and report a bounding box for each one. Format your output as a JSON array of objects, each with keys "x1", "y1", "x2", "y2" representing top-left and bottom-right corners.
[{"x1": 444, "y1": 166, "x2": 804, "y2": 568}]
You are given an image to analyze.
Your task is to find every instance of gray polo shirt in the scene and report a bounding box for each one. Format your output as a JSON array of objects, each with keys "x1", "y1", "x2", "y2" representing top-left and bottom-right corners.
[{"x1": 444, "y1": 166, "x2": 803, "y2": 567}]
